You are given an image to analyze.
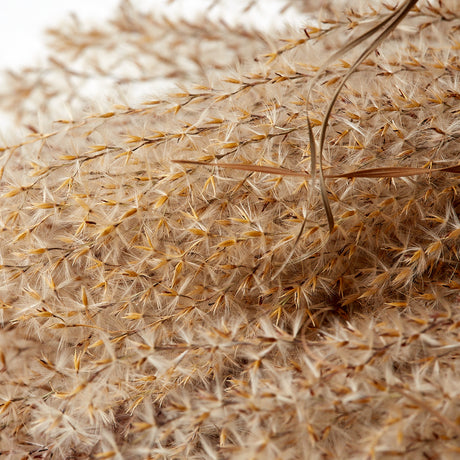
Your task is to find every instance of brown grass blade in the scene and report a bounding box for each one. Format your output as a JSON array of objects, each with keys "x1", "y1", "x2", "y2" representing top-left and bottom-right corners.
[
  {"x1": 174, "y1": 159, "x2": 460, "y2": 179},
  {"x1": 331, "y1": 164, "x2": 460, "y2": 178},
  {"x1": 331, "y1": 166, "x2": 429, "y2": 178},
  {"x1": 172, "y1": 159, "x2": 310, "y2": 177}
]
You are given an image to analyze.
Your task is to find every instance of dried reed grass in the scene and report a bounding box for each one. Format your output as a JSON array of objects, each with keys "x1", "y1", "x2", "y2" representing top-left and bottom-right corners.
[{"x1": 0, "y1": 0, "x2": 460, "y2": 458}]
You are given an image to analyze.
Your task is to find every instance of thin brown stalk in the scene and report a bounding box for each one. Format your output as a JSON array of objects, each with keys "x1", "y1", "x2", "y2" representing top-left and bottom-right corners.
[{"x1": 308, "y1": 0, "x2": 420, "y2": 232}]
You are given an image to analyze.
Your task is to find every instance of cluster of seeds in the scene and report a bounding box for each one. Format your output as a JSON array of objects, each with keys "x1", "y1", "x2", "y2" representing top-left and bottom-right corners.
[{"x1": 0, "y1": 0, "x2": 459, "y2": 458}]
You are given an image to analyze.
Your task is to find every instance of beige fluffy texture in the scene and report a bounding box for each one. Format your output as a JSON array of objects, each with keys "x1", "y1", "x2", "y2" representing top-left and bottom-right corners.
[{"x1": 1, "y1": 1, "x2": 460, "y2": 458}]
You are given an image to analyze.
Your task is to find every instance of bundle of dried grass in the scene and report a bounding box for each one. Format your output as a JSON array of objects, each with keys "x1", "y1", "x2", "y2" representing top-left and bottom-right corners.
[{"x1": 0, "y1": 0, "x2": 459, "y2": 458}]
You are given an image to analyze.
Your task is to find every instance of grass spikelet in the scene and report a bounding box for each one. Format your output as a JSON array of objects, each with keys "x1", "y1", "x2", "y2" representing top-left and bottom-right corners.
[{"x1": 1, "y1": 0, "x2": 460, "y2": 458}]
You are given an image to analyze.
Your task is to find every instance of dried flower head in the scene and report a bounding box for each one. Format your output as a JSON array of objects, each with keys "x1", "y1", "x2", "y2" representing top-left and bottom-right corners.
[{"x1": 0, "y1": 0, "x2": 460, "y2": 458}]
